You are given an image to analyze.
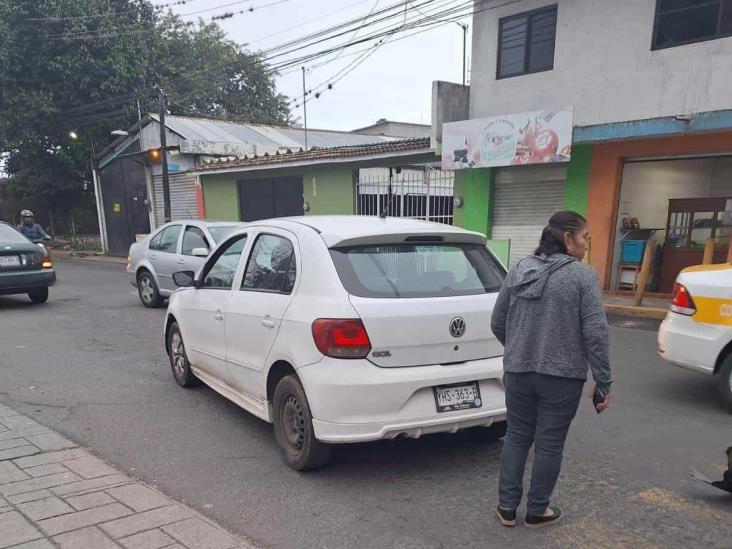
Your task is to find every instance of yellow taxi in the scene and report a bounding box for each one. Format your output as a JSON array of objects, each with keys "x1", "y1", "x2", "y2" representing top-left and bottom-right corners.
[{"x1": 658, "y1": 262, "x2": 732, "y2": 409}]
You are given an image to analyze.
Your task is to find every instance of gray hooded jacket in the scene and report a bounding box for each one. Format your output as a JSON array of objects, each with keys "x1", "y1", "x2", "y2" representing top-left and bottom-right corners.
[{"x1": 490, "y1": 254, "x2": 612, "y2": 392}]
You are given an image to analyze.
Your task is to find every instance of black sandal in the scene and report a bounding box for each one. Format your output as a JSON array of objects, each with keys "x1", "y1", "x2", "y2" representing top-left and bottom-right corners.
[
  {"x1": 496, "y1": 505, "x2": 517, "y2": 527},
  {"x1": 524, "y1": 506, "x2": 562, "y2": 528}
]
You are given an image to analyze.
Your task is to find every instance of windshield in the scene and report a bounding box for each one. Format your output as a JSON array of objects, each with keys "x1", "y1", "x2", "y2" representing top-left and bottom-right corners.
[
  {"x1": 208, "y1": 225, "x2": 238, "y2": 243},
  {"x1": 330, "y1": 243, "x2": 506, "y2": 298},
  {"x1": 0, "y1": 223, "x2": 30, "y2": 244}
]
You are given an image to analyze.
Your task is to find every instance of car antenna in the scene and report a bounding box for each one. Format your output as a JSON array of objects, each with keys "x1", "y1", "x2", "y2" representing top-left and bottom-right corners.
[{"x1": 380, "y1": 167, "x2": 395, "y2": 219}]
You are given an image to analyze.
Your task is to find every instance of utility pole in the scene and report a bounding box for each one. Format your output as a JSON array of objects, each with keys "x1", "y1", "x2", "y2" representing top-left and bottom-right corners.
[
  {"x1": 460, "y1": 23, "x2": 468, "y2": 86},
  {"x1": 158, "y1": 88, "x2": 171, "y2": 224},
  {"x1": 302, "y1": 67, "x2": 309, "y2": 151}
]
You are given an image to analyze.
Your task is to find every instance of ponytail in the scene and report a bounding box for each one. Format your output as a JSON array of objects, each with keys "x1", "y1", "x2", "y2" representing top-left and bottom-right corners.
[{"x1": 534, "y1": 211, "x2": 587, "y2": 256}]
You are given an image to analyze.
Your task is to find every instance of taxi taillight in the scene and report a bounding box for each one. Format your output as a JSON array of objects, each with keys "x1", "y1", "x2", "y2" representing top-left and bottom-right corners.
[{"x1": 671, "y1": 283, "x2": 696, "y2": 316}]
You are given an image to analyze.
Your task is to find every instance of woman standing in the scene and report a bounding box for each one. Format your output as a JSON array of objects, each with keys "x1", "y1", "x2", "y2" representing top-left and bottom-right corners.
[{"x1": 491, "y1": 211, "x2": 612, "y2": 529}]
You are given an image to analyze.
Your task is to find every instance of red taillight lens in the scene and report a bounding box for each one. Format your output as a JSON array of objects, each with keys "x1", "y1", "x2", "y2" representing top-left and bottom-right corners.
[
  {"x1": 41, "y1": 255, "x2": 53, "y2": 269},
  {"x1": 671, "y1": 283, "x2": 696, "y2": 316},
  {"x1": 312, "y1": 319, "x2": 371, "y2": 359}
]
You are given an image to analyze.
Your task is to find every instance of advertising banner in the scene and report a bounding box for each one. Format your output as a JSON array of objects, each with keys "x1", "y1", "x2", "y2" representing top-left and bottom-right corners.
[{"x1": 441, "y1": 107, "x2": 574, "y2": 170}]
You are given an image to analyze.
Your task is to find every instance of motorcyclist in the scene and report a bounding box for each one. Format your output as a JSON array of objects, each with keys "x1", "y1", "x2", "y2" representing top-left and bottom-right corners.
[{"x1": 17, "y1": 210, "x2": 51, "y2": 243}]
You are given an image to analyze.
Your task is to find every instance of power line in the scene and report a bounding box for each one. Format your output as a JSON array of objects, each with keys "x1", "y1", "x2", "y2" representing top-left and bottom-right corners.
[
  {"x1": 46, "y1": 0, "x2": 291, "y2": 40},
  {"x1": 26, "y1": 0, "x2": 199, "y2": 22}
]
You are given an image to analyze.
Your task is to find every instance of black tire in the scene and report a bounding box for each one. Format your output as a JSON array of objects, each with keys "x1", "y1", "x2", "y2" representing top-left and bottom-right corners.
[
  {"x1": 137, "y1": 270, "x2": 163, "y2": 308},
  {"x1": 718, "y1": 355, "x2": 732, "y2": 412},
  {"x1": 483, "y1": 420, "x2": 508, "y2": 440},
  {"x1": 273, "y1": 374, "x2": 331, "y2": 471},
  {"x1": 167, "y1": 322, "x2": 200, "y2": 388},
  {"x1": 28, "y1": 287, "x2": 49, "y2": 304}
]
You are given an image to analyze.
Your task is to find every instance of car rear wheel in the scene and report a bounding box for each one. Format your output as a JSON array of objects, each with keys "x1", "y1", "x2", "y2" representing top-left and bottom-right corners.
[
  {"x1": 168, "y1": 322, "x2": 200, "y2": 388},
  {"x1": 718, "y1": 355, "x2": 732, "y2": 411},
  {"x1": 273, "y1": 374, "x2": 331, "y2": 471},
  {"x1": 137, "y1": 271, "x2": 163, "y2": 308},
  {"x1": 28, "y1": 287, "x2": 49, "y2": 304}
]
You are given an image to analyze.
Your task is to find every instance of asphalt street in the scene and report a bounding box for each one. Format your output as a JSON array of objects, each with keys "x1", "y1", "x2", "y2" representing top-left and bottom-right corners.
[{"x1": 0, "y1": 259, "x2": 730, "y2": 548}]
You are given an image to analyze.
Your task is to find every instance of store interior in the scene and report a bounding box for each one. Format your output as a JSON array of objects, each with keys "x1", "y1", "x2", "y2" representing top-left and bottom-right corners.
[{"x1": 610, "y1": 156, "x2": 732, "y2": 294}]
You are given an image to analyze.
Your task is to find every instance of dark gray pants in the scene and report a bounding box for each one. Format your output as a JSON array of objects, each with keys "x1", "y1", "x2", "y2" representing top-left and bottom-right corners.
[{"x1": 498, "y1": 372, "x2": 584, "y2": 515}]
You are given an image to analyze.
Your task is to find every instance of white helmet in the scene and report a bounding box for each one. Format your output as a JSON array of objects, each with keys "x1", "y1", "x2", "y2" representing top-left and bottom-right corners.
[{"x1": 20, "y1": 209, "x2": 34, "y2": 218}]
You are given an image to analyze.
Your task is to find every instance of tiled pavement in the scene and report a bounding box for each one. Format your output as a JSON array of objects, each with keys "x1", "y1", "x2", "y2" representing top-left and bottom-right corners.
[{"x1": 0, "y1": 403, "x2": 258, "y2": 549}]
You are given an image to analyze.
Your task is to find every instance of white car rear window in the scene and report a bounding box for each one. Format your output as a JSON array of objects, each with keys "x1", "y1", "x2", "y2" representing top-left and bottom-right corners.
[{"x1": 330, "y1": 243, "x2": 505, "y2": 298}]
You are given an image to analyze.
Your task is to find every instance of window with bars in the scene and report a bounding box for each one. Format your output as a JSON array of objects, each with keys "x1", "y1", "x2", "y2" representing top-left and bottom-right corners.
[
  {"x1": 497, "y1": 5, "x2": 558, "y2": 80},
  {"x1": 653, "y1": 0, "x2": 732, "y2": 49}
]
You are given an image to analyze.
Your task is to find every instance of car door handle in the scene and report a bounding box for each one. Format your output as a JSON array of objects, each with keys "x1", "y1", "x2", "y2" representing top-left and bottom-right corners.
[
  {"x1": 214, "y1": 310, "x2": 224, "y2": 321},
  {"x1": 261, "y1": 319, "x2": 276, "y2": 329}
]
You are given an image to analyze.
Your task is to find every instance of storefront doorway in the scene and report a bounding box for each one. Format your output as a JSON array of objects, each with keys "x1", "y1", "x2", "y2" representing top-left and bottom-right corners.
[{"x1": 610, "y1": 157, "x2": 732, "y2": 293}]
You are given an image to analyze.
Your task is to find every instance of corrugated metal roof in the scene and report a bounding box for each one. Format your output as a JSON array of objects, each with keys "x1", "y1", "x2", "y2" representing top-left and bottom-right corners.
[
  {"x1": 157, "y1": 115, "x2": 398, "y2": 154},
  {"x1": 190, "y1": 137, "x2": 433, "y2": 173}
]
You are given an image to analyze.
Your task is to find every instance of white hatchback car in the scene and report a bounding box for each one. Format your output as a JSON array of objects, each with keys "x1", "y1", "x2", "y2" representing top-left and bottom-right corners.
[{"x1": 164, "y1": 216, "x2": 508, "y2": 470}]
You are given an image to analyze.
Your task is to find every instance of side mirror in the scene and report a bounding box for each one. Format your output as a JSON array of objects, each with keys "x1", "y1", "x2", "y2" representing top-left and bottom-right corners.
[
  {"x1": 191, "y1": 247, "x2": 209, "y2": 257},
  {"x1": 173, "y1": 270, "x2": 196, "y2": 288}
]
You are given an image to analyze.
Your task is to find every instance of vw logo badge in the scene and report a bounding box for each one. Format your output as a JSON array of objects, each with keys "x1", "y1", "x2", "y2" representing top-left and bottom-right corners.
[{"x1": 449, "y1": 317, "x2": 466, "y2": 338}]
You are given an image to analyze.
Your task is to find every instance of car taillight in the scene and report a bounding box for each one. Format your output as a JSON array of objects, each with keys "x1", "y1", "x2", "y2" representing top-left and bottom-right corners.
[
  {"x1": 312, "y1": 319, "x2": 371, "y2": 359},
  {"x1": 42, "y1": 254, "x2": 53, "y2": 269},
  {"x1": 671, "y1": 283, "x2": 696, "y2": 316}
]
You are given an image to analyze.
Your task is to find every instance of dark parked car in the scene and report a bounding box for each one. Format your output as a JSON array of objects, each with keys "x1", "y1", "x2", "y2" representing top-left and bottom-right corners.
[{"x1": 0, "y1": 221, "x2": 56, "y2": 303}]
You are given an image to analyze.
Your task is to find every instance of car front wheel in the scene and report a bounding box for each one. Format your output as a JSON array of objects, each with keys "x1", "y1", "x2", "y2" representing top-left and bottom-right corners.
[
  {"x1": 28, "y1": 287, "x2": 49, "y2": 304},
  {"x1": 137, "y1": 271, "x2": 163, "y2": 308},
  {"x1": 273, "y1": 374, "x2": 331, "y2": 471},
  {"x1": 168, "y1": 322, "x2": 200, "y2": 388}
]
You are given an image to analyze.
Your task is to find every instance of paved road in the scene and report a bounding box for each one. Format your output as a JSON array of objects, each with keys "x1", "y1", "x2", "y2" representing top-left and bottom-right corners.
[{"x1": 1, "y1": 260, "x2": 730, "y2": 548}]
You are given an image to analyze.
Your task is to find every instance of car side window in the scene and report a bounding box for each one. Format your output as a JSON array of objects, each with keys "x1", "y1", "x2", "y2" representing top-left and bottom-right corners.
[
  {"x1": 201, "y1": 235, "x2": 248, "y2": 289},
  {"x1": 149, "y1": 230, "x2": 164, "y2": 251},
  {"x1": 151, "y1": 225, "x2": 182, "y2": 254},
  {"x1": 181, "y1": 226, "x2": 209, "y2": 256},
  {"x1": 241, "y1": 234, "x2": 296, "y2": 294}
]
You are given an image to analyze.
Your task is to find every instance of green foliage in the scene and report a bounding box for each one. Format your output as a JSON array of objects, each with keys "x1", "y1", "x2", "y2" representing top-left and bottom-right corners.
[{"x1": 0, "y1": 0, "x2": 290, "y2": 232}]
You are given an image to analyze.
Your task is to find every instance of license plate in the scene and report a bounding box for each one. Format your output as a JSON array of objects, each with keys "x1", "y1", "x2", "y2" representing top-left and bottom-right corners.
[
  {"x1": 433, "y1": 381, "x2": 482, "y2": 413},
  {"x1": 0, "y1": 256, "x2": 20, "y2": 268}
]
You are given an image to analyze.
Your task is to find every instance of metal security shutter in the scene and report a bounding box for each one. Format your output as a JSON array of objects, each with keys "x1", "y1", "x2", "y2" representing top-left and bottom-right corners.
[
  {"x1": 152, "y1": 173, "x2": 199, "y2": 227},
  {"x1": 492, "y1": 165, "x2": 566, "y2": 266}
]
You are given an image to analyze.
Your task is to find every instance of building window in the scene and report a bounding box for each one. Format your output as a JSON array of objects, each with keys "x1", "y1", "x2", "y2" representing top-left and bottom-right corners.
[
  {"x1": 497, "y1": 5, "x2": 558, "y2": 79},
  {"x1": 653, "y1": 0, "x2": 732, "y2": 50}
]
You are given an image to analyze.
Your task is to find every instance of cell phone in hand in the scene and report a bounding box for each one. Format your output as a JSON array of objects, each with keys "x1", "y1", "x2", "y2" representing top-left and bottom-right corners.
[{"x1": 592, "y1": 386, "x2": 607, "y2": 413}]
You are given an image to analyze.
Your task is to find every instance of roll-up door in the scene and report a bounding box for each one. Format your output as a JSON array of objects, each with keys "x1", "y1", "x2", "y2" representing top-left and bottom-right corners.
[
  {"x1": 152, "y1": 173, "x2": 199, "y2": 227},
  {"x1": 491, "y1": 165, "x2": 567, "y2": 266}
]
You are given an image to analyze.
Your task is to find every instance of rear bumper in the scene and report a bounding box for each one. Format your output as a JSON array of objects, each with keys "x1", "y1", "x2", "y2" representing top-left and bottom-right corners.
[
  {"x1": 658, "y1": 312, "x2": 728, "y2": 375},
  {"x1": 0, "y1": 269, "x2": 56, "y2": 295},
  {"x1": 298, "y1": 355, "x2": 506, "y2": 443}
]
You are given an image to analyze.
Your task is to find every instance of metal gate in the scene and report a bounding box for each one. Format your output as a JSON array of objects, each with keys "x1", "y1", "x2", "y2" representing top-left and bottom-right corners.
[
  {"x1": 152, "y1": 173, "x2": 199, "y2": 228},
  {"x1": 356, "y1": 167, "x2": 454, "y2": 225},
  {"x1": 491, "y1": 165, "x2": 567, "y2": 266}
]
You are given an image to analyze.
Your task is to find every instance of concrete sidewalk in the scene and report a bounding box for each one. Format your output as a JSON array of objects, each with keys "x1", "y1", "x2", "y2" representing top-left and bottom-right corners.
[
  {"x1": 0, "y1": 403, "x2": 258, "y2": 549},
  {"x1": 604, "y1": 294, "x2": 670, "y2": 320}
]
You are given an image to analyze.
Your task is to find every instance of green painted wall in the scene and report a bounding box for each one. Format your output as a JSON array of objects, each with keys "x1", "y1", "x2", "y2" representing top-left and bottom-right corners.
[
  {"x1": 565, "y1": 144, "x2": 593, "y2": 216},
  {"x1": 301, "y1": 167, "x2": 355, "y2": 215},
  {"x1": 454, "y1": 168, "x2": 492, "y2": 235},
  {"x1": 202, "y1": 174, "x2": 240, "y2": 221},
  {"x1": 201, "y1": 166, "x2": 355, "y2": 220}
]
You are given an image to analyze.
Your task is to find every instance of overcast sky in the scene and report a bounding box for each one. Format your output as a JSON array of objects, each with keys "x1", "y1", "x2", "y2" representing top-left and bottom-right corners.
[{"x1": 167, "y1": 0, "x2": 472, "y2": 131}]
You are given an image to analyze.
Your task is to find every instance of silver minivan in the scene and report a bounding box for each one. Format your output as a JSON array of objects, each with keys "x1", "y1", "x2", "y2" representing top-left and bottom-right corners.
[{"x1": 127, "y1": 220, "x2": 241, "y2": 307}]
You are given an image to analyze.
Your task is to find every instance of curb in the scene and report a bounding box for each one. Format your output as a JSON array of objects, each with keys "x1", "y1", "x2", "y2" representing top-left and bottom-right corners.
[
  {"x1": 53, "y1": 251, "x2": 127, "y2": 266},
  {"x1": 604, "y1": 303, "x2": 668, "y2": 320}
]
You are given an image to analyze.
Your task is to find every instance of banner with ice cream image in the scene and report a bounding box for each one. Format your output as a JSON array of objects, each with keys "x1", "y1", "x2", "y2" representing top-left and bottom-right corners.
[{"x1": 441, "y1": 107, "x2": 573, "y2": 170}]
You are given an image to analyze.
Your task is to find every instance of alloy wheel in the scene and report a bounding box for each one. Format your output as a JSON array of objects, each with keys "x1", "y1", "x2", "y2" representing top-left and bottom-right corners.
[
  {"x1": 140, "y1": 276, "x2": 154, "y2": 304},
  {"x1": 171, "y1": 332, "x2": 186, "y2": 380}
]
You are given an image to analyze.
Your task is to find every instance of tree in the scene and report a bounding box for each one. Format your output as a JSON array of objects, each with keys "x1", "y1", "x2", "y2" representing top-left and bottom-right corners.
[{"x1": 0, "y1": 0, "x2": 291, "y2": 234}]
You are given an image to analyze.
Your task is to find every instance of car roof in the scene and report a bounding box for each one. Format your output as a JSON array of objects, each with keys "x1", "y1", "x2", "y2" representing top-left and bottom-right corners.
[{"x1": 241, "y1": 215, "x2": 486, "y2": 248}]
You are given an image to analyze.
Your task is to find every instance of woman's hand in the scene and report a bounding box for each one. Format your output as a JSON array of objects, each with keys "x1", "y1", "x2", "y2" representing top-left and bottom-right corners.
[{"x1": 590, "y1": 388, "x2": 611, "y2": 413}]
